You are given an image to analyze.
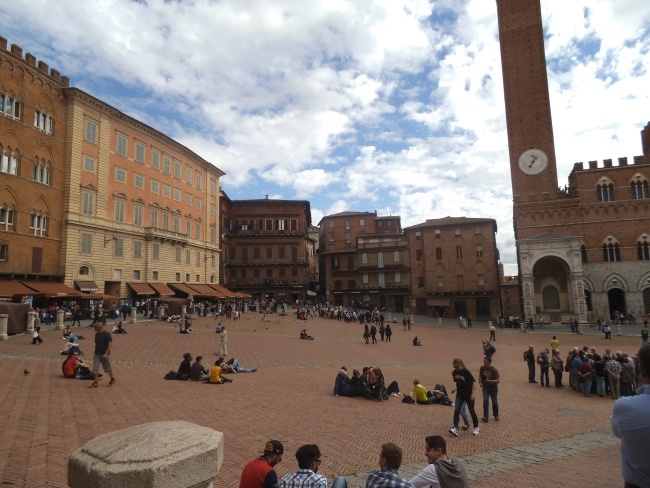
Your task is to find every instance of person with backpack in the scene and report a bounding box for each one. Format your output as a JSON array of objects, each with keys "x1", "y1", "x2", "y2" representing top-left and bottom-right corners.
[
  {"x1": 523, "y1": 345, "x2": 536, "y2": 383},
  {"x1": 537, "y1": 348, "x2": 551, "y2": 387}
]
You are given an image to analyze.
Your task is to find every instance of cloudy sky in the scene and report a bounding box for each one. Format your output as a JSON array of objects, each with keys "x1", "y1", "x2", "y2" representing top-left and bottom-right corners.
[{"x1": 2, "y1": 0, "x2": 649, "y2": 274}]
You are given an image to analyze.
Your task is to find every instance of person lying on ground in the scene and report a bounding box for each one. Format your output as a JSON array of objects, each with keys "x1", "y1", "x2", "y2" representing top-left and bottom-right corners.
[
  {"x1": 112, "y1": 321, "x2": 127, "y2": 334},
  {"x1": 412, "y1": 379, "x2": 454, "y2": 406},
  {"x1": 190, "y1": 355, "x2": 210, "y2": 381},
  {"x1": 217, "y1": 357, "x2": 257, "y2": 373},
  {"x1": 63, "y1": 326, "x2": 84, "y2": 341}
]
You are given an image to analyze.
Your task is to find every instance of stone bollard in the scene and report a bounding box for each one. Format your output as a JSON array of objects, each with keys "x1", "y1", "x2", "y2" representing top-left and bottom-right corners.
[
  {"x1": 68, "y1": 421, "x2": 223, "y2": 488},
  {"x1": 438, "y1": 317, "x2": 443, "y2": 327},
  {"x1": 182, "y1": 305, "x2": 187, "y2": 318},
  {"x1": 158, "y1": 306, "x2": 165, "y2": 320},
  {"x1": 410, "y1": 314, "x2": 414, "y2": 327},
  {"x1": 616, "y1": 323, "x2": 622, "y2": 336},
  {"x1": 244, "y1": 302, "x2": 248, "y2": 313},
  {"x1": 130, "y1": 307, "x2": 137, "y2": 324},
  {"x1": 0, "y1": 314, "x2": 8, "y2": 340},
  {"x1": 27, "y1": 311, "x2": 36, "y2": 332},
  {"x1": 388, "y1": 313, "x2": 392, "y2": 323},
  {"x1": 56, "y1": 309, "x2": 64, "y2": 330}
]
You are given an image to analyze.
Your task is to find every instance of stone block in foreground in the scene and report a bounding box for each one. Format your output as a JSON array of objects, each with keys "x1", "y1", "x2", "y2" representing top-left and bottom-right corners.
[{"x1": 68, "y1": 421, "x2": 223, "y2": 488}]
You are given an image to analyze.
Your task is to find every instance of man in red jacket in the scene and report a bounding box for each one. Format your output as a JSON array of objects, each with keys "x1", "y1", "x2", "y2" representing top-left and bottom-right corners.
[{"x1": 239, "y1": 440, "x2": 284, "y2": 488}]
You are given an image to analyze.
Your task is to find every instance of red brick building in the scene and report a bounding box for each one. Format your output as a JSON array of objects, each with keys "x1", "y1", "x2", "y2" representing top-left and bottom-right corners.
[
  {"x1": 497, "y1": 0, "x2": 650, "y2": 324},
  {"x1": 0, "y1": 38, "x2": 69, "y2": 285},
  {"x1": 405, "y1": 217, "x2": 500, "y2": 319},
  {"x1": 318, "y1": 211, "x2": 409, "y2": 311},
  {"x1": 220, "y1": 195, "x2": 313, "y2": 303}
]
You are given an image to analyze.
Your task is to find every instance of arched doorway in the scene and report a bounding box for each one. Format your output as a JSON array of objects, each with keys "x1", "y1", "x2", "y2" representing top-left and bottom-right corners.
[
  {"x1": 607, "y1": 288, "x2": 626, "y2": 320},
  {"x1": 533, "y1": 256, "x2": 570, "y2": 314}
]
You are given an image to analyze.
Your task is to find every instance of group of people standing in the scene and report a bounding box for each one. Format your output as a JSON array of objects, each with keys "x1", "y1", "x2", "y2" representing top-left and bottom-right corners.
[{"x1": 362, "y1": 323, "x2": 393, "y2": 343}]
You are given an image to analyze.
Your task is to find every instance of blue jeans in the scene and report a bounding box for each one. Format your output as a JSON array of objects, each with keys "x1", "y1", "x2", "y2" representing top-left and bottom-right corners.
[
  {"x1": 229, "y1": 358, "x2": 254, "y2": 373},
  {"x1": 454, "y1": 397, "x2": 478, "y2": 428},
  {"x1": 482, "y1": 386, "x2": 499, "y2": 418},
  {"x1": 582, "y1": 379, "x2": 593, "y2": 397}
]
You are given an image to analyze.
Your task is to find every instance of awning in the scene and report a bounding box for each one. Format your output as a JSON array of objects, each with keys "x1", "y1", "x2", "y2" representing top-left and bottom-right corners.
[
  {"x1": 0, "y1": 280, "x2": 36, "y2": 298},
  {"x1": 427, "y1": 297, "x2": 451, "y2": 307},
  {"x1": 169, "y1": 283, "x2": 198, "y2": 297},
  {"x1": 78, "y1": 292, "x2": 119, "y2": 301},
  {"x1": 207, "y1": 284, "x2": 237, "y2": 298},
  {"x1": 20, "y1": 281, "x2": 82, "y2": 298},
  {"x1": 148, "y1": 282, "x2": 174, "y2": 296},
  {"x1": 126, "y1": 282, "x2": 156, "y2": 295},
  {"x1": 185, "y1": 284, "x2": 219, "y2": 298},
  {"x1": 74, "y1": 280, "x2": 99, "y2": 292}
]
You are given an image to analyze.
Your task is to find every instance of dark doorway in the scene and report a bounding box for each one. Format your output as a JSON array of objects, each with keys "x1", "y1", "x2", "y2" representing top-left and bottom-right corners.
[
  {"x1": 584, "y1": 290, "x2": 593, "y2": 311},
  {"x1": 416, "y1": 297, "x2": 427, "y2": 315},
  {"x1": 643, "y1": 288, "x2": 650, "y2": 315},
  {"x1": 607, "y1": 288, "x2": 626, "y2": 319},
  {"x1": 454, "y1": 300, "x2": 467, "y2": 318},
  {"x1": 379, "y1": 295, "x2": 386, "y2": 310},
  {"x1": 476, "y1": 298, "x2": 490, "y2": 317},
  {"x1": 394, "y1": 296, "x2": 404, "y2": 313}
]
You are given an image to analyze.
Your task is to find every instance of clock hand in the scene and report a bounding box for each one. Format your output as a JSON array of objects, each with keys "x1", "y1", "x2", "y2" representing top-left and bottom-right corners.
[{"x1": 528, "y1": 155, "x2": 538, "y2": 168}]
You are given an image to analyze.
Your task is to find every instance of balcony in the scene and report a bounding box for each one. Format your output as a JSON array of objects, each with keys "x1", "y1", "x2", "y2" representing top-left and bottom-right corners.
[{"x1": 144, "y1": 227, "x2": 189, "y2": 244}]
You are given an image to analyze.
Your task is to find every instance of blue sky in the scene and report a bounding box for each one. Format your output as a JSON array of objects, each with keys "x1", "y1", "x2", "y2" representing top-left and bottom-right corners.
[{"x1": 2, "y1": 0, "x2": 649, "y2": 274}]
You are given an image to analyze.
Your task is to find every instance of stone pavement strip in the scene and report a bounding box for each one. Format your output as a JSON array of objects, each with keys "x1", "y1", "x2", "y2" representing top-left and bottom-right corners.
[{"x1": 336, "y1": 428, "x2": 617, "y2": 487}]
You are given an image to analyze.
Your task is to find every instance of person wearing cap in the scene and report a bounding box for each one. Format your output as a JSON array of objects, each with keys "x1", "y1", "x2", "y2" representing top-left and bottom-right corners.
[
  {"x1": 190, "y1": 356, "x2": 209, "y2": 381},
  {"x1": 279, "y1": 444, "x2": 327, "y2": 487},
  {"x1": 239, "y1": 440, "x2": 283, "y2": 488}
]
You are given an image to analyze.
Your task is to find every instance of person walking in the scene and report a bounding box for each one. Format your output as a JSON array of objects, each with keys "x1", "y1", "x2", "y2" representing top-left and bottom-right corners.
[
  {"x1": 385, "y1": 324, "x2": 392, "y2": 342},
  {"x1": 449, "y1": 358, "x2": 480, "y2": 436},
  {"x1": 370, "y1": 324, "x2": 378, "y2": 344},
  {"x1": 379, "y1": 324, "x2": 385, "y2": 341},
  {"x1": 89, "y1": 323, "x2": 115, "y2": 388},
  {"x1": 489, "y1": 322, "x2": 496, "y2": 341},
  {"x1": 479, "y1": 356, "x2": 500, "y2": 422},
  {"x1": 32, "y1": 326, "x2": 43, "y2": 345},
  {"x1": 217, "y1": 326, "x2": 228, "y2": 356},
  {"x1": 71, "y1": 305, "x2": 82, "y2": 326}
]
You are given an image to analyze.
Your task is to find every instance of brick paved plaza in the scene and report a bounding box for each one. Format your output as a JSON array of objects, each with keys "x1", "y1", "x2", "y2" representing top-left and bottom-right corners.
[{"x1": 0, "y1": 312, "x2": 640, "y2": 487}]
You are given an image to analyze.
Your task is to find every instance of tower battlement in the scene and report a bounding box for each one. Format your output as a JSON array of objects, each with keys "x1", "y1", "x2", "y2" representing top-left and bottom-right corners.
[
  {"x1": 571, "y1": 155, "x2": 648, "y2": 172},
  {"x1": 0, "y1": 36, "x2": 69, "y2": 87}
]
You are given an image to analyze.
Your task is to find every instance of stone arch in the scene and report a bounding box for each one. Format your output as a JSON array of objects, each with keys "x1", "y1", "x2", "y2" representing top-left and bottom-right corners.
[
  {"x1": 604, "y1": 273, "x2": 629, "y2": 292},
  {"x1": 30, "y1": 195, "x2": 50, "y2": 214},
  {"x1": 0, "y1": 74, "x2": 27, "y2": 102},
  {"x1": 0, "y1": 185, "x2": 19, "y2": 207},
  {"x1": 583, "y1": 276, "x2": 595, "y2": 292},
  {"x1": 77, "y1": 263, "x2": 97, "y2": 279},
  {"x1": 35, "y1": 141, "x2": 54, "y2": 161},
  {"x1": 637, "y1": 272, "x2": 650, "y2": 291},
  {"x1": 34, "y1": 93, "x2": 57, "y2": 117}
]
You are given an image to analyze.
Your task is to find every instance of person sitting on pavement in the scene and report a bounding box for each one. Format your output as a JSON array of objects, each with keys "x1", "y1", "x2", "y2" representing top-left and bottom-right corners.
[
  {"x1": 63, "y1": 325, "x2": 85, "y2": 341},
  {"x1": 413, "y1": 336, "x2": 422, "y2": 346},
  {"x1": 207, "y1": 359, "x2": 232, "y2": 384},
  {"x1": 412, "y1": 379, "x2": 454, "y2": 406},
  {"x1": 217, "y1": 357, "x2": 256, "y2": 374},
  {"x1": 239, "y1": 440, "x2": 284, "y2": 488},
  {"x1": 300, "y1": 329, "x2": 314, "y2": 340},
  {"x1": 177, "y1": 352, "x2": 193, "y2": 380},
  {"x1": 334, "y1": 369, "x2": 368, "y2": 398},
  {"x1": 112, "y1": 321, "x2": 127, "y2": 334},
  {"x1": 409, "y1": 435, "x2": 469, "y2": 488},
  {"x1": 215, "y1": 322, "x2": 224, "y2": 333},
  {"x1": 190, "y1": 355, "x2": 210, "y2": 381},
  {"x1": 60, "y1": 337, "x2": 83, "y2": 356},
  {"x1": 366, "y1": 442, "x2": 413, "y2": 487},
  {"x1": 62, "y1": 351, "x2": 94, "y2": 380},
  {"x1": 179, "y1": 316, "x2": 192, "y2": 334},
  {"x1": 279, "y1": 443, "x2": 328, "y2": 488}
]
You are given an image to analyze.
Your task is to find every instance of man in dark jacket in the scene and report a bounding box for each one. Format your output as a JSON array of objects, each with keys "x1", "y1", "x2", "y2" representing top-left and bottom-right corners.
[
  {"x1": 409, "y1": 435, "x2": 469, "y2": 488},
  {"x1": 523, "y1": 345, "x2": 537, "y2": 383}
]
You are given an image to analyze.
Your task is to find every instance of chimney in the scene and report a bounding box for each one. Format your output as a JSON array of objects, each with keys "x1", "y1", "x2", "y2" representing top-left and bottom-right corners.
[{"x1": 642, "y1": 122, "x2": 650, "y2": 156}]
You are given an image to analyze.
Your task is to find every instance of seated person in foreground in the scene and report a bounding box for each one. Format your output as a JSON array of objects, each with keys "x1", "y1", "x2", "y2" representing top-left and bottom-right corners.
[
  {"x1": 190, "y1": 356, "x2": 210, "y2": 381},
  {"x1": 62, "y1": 351, "x2": 94, "y2": 379},
  {"x1": 217, "y1": 357, "x2": 256, "y2": 374},
  {"x1": 412, "y1": 379, "x2": 453, "y2": 406},
  {"x1": 409, "y1": 435, "x2": 469, "y2": 488},
  {"x1": 300, "y1": 329, "x2": 314, "y2": 340},
  {"x1": 177, "y1": 353, "x2": 193, "y2": 380},
  {"x1": 61, "y1": 338, "x2": 83, "y2": 356},
  {"x1": 112, "y1": 321, "x2": 127, "y2": 334}
]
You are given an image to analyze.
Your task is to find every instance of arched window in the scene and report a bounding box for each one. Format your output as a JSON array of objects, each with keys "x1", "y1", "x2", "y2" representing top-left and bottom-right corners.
[
  {"x1": 361, "y1": 252, "x2": 368, "y2": 264},
  {"x1": 596, "y1": 183, "x2": 614, "y2": 202},
  {"x1": 32, "y1": 158, "x2": 51, "y2": 185},
  {"x1": 602, "y1": 243, "x2": 620, "y2": 262},
  {"x1": 631, "y1": 180, "x2": 649, "y2": 199},
  {"x1": 638, "y1": 241, "x2": 650, "y2": 261},
  {"x1": 0, "y1": 206, "x2": 15, "y2": 231},
  {"x1": 377, "y1": 252, "x2": 384, "y2": 268},
  {"x1": 580, "y1": 245, "x2": 588, "y2": 263},
  {"x1": 0, "y1": 146, "x2": 19, "y2": 175},
  {"x1": 542, "y1": 286, "x2": 560, "y2": 310},
  {"x1": 393, "y1": 250, "x2": 400, "y2": 262},
  {"x1": 30, "y1": 213, "x2": 47, "y2": 236}
]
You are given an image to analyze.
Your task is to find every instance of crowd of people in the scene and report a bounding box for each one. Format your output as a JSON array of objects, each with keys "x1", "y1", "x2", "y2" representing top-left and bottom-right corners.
[{"x1": 333, "y1": 366, "x2": 401, "y2": 401}]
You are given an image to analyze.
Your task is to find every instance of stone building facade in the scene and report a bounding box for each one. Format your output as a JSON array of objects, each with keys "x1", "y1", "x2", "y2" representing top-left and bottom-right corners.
[
  {"x1": 61, "y1": 88, "x2": 224, "y2": 299},
  {"x1": 0, "y1": 38, "x2": 69, "y2": 281},
  {"x1": 496, "y1": 0, "x2": 650, "y2": 324},
  {"x1": 220, "y1": 196, "x2": 313, "y2": 303},
  {"x1": 318, "y1": 211, "x2": 408, "y2": 311},
  {"x1": 405, "y1": 217, "x2": 500, "y2": 319}
]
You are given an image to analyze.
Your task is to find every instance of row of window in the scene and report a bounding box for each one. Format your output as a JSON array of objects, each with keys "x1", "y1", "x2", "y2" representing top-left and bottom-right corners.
[
  {"x1": 0, "y1": 207, "x2": 48, "y2": 235},
  {"x1": 34, "y1": 110, "x2": 54, "y2": 134},
  {"x1": 416, "y1": 275, "x2": 486, "y2": 288},
  {"x1": 229, "y1": 267, "x2": 301, "y2": 279},
  {"x1": 84, "y1": 119, "x2": 216, "y2": 196},
  {"x1": 433, "y1": 245, "x2": 484, "y2": 260},
  {"x1": 595, "y1": 242, "x2": 650, "y2": 262},
  {"x1": 228, "y1": 218, "x2": 299, "y2": 232},
  {"x1": 228, "y1": 246, "x2": 300, "y2": 260},
  {"x1": 107, "y1": 268, "x2": 211, "y2": 283},
  {"x1": 596, "y1": 181, "x2": 649, "y2": 202}
]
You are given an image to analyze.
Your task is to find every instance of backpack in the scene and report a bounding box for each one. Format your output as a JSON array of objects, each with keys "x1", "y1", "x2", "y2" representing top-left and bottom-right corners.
[
  {"x1": 402, "y1": 395, "x2": 415, "y2": 404},
  {"x1": 164, "y1": 371, "x2": 179, "y2": 380},
  {"x1": 536, "y1": 354, "x2": 544, "y2": 365}
]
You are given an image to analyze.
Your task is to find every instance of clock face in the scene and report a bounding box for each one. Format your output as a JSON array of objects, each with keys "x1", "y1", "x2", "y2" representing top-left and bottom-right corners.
[{"x1": 518, "y1": 148, "x2": 548, "y2": 175}]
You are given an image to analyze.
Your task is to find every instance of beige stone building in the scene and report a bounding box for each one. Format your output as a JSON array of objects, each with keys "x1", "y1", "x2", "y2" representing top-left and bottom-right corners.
[{"x1": 61, "y1": 88, "x2": 224, "y2": 299}]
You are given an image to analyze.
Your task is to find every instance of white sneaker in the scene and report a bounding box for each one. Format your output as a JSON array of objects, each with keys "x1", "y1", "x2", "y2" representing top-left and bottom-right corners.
[
  {"x1": 449, "y1": 427, "x2": 459, "y2": 436},
  {"x1": 472, "y1": 427, "x2": 480, "y2": 436}
]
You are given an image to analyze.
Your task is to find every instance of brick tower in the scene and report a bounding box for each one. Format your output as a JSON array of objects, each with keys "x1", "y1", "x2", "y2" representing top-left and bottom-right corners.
[{"x1": 496, "y1": 0, "x2": 559, "y2": 212}]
